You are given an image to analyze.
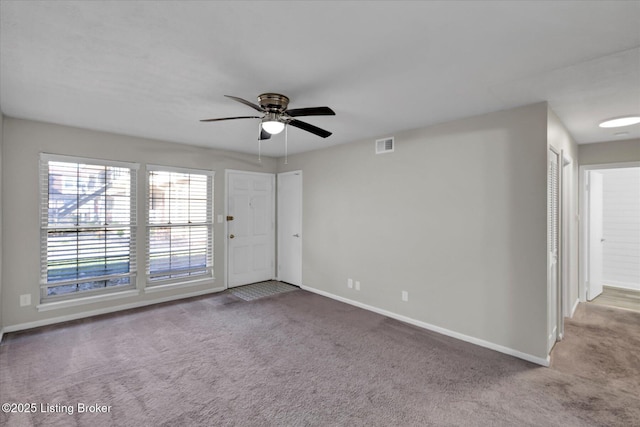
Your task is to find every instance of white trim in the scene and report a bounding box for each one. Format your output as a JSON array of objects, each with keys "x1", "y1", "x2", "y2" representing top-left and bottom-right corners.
[
  {"x1": 145, "y1": 167, "x2": 215, "y2": 285},
  {"x1": 0, "y1": 329, "x2": 4, "y2": 344},
  {"x1": 225, "y1": 169, "x2": 273, "y2": 177},
  {"x1": 578, "y1": 161, "x2": 640, "y2": 303},
  {"x1": 144, "y1": 277, "x2": 216, "y2": 293},
  {"x1": 5, "y1": 287, "x2": 226, "y2": 334},
  {"x1": 276, "y1": 170, "x2": 303, "y2": 287},
  {"x1": 147, "y1": 164, "x2": 216, "y2": 176},
  {"x1": 37, "y1": 290, "x2": 140, "y2": 312},
  {"x1": 40, "y1": 152, "x2": 140, "y2": 170},
  {"x1": 570, "y1": 298, "x2": 580, "y2": 317},
  {"x1": 224, "y1": 170, "x2": 276, "y2": 289},
  {"x1": 579, "y1": 161, "x2": 640, "y2": 171},
  {"x1": 300, "y1": 285, "x2": 550, "y2": 367},
  {"x1": 224, "y1": 170, "x2": 229, "y2": 289},
  {"x1": 547, "y1": 147, "x2": 562, "y2": 348},
  {"x1": 40, "y1": 153, "x2": 139, "y2": 301}
]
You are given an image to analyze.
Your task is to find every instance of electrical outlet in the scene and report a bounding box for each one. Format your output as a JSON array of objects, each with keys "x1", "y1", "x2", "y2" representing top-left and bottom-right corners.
[
  {"x1": 355, "y1": 281, "x2": 361, "y2": 291},
  {"x1": 20, "y1": 294, "x2": 31, "y2": 307},
  {"x1": 347, "y1": 278, "x2": 353, "y2": 289},
  {"x1": 402, "y1": 291, "x2": 409, "y2": 302}
]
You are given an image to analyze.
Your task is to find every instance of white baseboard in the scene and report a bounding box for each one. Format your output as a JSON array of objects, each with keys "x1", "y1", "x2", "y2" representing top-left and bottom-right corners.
[
  {"x1": 300, "y1": 285, "x2": 550, "y2": 367},
  {"x1": 570, "y1": 298, "x2": 580, "y2": 317},
  {"x1": 2, "y1": 286, "x2": 226, "y2": 335}
]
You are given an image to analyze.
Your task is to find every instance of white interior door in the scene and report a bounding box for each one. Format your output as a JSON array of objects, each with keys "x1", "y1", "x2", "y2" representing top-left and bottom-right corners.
[
  {"x1": 227, "y1": 171, "x2": 275, "y2": 288},
  {"x1": 277, "y1": 171, "x2": 302, "y2": 286},
  {"x1": 548, "y1": 149, "x2": 559, "y2": 352},
  {"x1": 588, "y1": 171, "x2": 604, "y2": 300}
]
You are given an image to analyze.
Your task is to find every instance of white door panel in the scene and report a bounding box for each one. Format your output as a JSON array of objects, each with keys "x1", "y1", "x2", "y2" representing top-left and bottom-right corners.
[
  {"x1": 227, "y1": 171, "x2": 275, "y2": 288},
  {"x1": 252, "y1": 195, "x2": 268, "y2": 235},
  {"x1": 278, "y1": 171, "x2": 303, "y2": 286},
  {"x1": 588, "y1": 171, "x2": 604, "y2": 300},
  {"x1": 548, "y1": 149, "x2": 560, "y2": 353}
]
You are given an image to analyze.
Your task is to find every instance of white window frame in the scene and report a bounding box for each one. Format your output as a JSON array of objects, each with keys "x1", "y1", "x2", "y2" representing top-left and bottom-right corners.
[
  {"x1": 39, "y1": 153, "x2": 139, "y2": 302},
  {"x1": 145, "y1": 165, "x2": 215, "y2": 288}
]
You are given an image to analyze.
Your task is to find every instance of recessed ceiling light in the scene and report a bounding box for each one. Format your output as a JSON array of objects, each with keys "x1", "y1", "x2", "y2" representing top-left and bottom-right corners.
[{"x1": 599, "y1": 116, "x2": 640, "y2": 128}]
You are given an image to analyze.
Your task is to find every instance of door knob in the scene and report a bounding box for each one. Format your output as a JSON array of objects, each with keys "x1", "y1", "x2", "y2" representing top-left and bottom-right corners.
[
  {"x1": 229, "y1": 234, "x2": 235, "y2": 239},
  {"x1": 293, "y1": 234, "x2": 300, "y2": 237},
  {"x1": 601, "y1": 238, "x2": 606, "y2": 242}
]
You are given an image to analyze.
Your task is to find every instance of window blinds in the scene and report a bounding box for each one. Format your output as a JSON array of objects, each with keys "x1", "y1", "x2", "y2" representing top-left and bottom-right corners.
[
  {"x1": 39, "y1": 154, "x2": 138, "y2": 299},
  {"x1": 146, "y1": 166, "x2": 214, "y2": 284}
]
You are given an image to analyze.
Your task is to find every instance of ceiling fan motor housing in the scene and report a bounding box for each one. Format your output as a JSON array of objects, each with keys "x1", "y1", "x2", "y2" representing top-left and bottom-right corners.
[{"x1": 258, "y1": 93, "x2": 290, "y2": 113}]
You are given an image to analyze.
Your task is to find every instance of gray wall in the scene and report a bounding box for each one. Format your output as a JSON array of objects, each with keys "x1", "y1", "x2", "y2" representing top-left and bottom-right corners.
[
  {"x1": 1, "y1": 117, "x2": 276, "y2": 327},
  {"x1": 278, "y1": 102, "x2": 550, "y2": 359},
  {"x1": 578, "y1": 139, "x2": 640, "y2": 165}
]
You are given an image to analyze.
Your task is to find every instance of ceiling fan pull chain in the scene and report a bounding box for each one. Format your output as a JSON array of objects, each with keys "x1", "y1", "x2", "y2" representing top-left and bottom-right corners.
[
  {"x1": 285, "y1": 124, "x2": 288, "y2": 165},
  {"x1": 257, "y1": 122, "x2": 262, "y2": 163}
]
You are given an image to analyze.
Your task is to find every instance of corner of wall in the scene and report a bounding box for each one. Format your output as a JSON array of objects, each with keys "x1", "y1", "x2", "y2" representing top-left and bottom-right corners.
[
  {"x1": 546, "y1": 106, "x2": 580, "y2": 339},
  {"x1": 0, "y1": 111, "x2": 4, "y2": 340}
]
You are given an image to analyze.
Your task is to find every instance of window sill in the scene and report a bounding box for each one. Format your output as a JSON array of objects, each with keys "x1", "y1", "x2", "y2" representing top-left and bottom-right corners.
[
  {"x1": 144, "y1": 277, "x2": 216, "y2": 294},
  {"x1": 37, "y1": 289, "x2": 140, "y2": 312}
]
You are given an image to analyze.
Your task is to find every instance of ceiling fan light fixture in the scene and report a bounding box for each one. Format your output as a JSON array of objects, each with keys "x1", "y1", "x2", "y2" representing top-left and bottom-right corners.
[
  {"x1": 262, "y1": 114, "x2": 285, "y2": 134},
  {"x1": 599, "y1": 116, "x2": 640, "y2": 128}
]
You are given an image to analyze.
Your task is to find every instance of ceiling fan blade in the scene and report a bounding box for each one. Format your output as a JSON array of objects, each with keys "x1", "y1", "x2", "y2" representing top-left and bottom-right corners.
[
  {"x1": 259, "y1": 128, "x2": 272, "y2": 140},
  {"x1": 285, "y1": 106, "x2": 335, "y2": 117},
  {"x1": 200, "y1": 116, "x2": 260, "y2": 122},
  {"x1": 288, "y1": 119, "x2": 332, "y2": 138},
  {"x1": 224, "y1": 95, "x2": 264, "y2": 112}
]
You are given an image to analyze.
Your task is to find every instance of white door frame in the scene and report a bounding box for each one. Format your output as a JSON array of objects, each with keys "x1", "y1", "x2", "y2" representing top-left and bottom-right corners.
[
  {"x1": 224, "y1": 169, "x2": 276, "y2": 288},
  {"x1": 560, "y1": 150, "x2": 573, "y2": 324},
  {"x1": 276, "y1": 170, "x2": 303, "y2": 286},
  {"x1": 578, "y1": 161, "x2": 640, "y2": 302},
  {"x1": 548, "y1": 146, "x2": 562, "y2": 351}
]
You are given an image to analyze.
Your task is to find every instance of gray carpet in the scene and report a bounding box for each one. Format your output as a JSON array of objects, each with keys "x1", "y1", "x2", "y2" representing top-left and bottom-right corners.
[{"x1": 1, "y1": 290, "x2": 639, "y2": 426}]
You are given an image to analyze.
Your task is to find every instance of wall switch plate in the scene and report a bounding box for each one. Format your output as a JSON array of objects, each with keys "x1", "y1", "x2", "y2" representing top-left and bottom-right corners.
[
  {"x1": 20, "y1": 294, "x2": 31, "y2": 307},
  {"x1": 355, "y1": 281, "x2": 361, "y2": 291},
  {"x1": 217, "y1": 214, "x2": 224, "y2": 223},
  {"x1": 347, "y1": 278, "x2": 353, "y2": 289},
  {"x1": 402, "y1": 291, "x2": 409, "y2": 302}
]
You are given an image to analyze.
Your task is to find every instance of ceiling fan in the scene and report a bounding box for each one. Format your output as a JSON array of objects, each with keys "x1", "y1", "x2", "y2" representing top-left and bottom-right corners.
[{"x1": 200, "y1": 93, "x2": 335, "y2": 140}]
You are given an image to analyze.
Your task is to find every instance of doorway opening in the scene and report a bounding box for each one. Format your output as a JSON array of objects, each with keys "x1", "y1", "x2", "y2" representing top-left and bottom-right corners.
[
  {"x1": 580, "y1": 163, "x2": 640, "y2": 313},
  {"x1": 225, "y1": 170, "x2": 276, "y2": 288},
  {"x1": 225, "y1": 169, "x2": 303, "y2": 291}
]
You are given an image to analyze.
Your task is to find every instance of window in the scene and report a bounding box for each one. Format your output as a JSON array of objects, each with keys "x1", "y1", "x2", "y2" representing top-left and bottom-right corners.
[
  {"x1": 147, "y1": 166, "x2": 214, "y2": 285},
  {"x1": 40, "y1": 154, "x2": 138, "y2": 301}
]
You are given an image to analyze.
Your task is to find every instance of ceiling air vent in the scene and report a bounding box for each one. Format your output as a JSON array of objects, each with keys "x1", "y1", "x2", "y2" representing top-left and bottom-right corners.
[{"x1": 375, "y1": 137, "x2": 394, "y2": 154}]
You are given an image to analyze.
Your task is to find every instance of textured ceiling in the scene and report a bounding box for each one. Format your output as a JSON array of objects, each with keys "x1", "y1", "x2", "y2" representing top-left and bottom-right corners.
[{"x1": 1, "y1": 1, "x2": 639, "y2": 156}]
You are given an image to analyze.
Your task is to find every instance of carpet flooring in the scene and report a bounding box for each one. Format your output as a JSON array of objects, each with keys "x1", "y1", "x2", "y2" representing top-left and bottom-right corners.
[{"x1": 1, "y1": 289, "x2": 639, "y2": 426}]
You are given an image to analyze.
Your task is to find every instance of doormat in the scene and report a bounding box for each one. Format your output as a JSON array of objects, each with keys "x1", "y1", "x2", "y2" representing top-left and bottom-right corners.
[{"x1": 229, "y1": 281, "x2": 299, "y2": 301}]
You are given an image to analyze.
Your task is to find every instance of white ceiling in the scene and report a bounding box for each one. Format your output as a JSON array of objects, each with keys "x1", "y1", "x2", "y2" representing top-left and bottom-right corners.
[{"x1": 1, "y1": 1, "x2": 639, "y2": 156}]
